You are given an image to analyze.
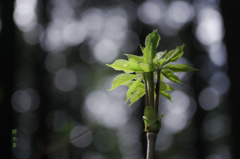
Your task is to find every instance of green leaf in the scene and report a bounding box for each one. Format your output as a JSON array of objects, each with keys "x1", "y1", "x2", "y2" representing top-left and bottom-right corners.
[
  {"x1": 160, "y1": 91, "x2": 172, "y2": 102},
  {"x1": 108, "y1": 73, "x2": 140, "y2": 91},
  {"x1": 124, "y1": 54, "x2": 143, "y2": 62},
  {"x1": 162, "y1": 44, "x2": 185, "y2": 66},
  {"x1": 163, "y1": 64, "x2": 199, "y2": 72},
  {"x1": 154, "y1": 50, "x2": 167, "y2": 61},
  {"x1": 126, "y1": 81, "x2": 134, "y2": 87},
  {"x1": 126, "y1": 80, "x2": 145, "y2": 90},
  {"x1": 160, "y1": 73, "x2": 164, "y2": 81},
  {"x1": 159, "y1": 57, "x2": 166, "y2": 66},
  {"x1": 162, "y1": 69, "x2": 182, "y2": 84},
  {"x1": 160, "y1": 81, "x2": 175, "y2": 91},
  {"x1": 106, "y1": 59, "x2": 129, "y2": 71},
  {"x1": 129, "y1": 88, "x2": 145, "y2": 106},
  {"x1": 141, "y1": 30, "x2": 161, "y2": 65},
  {"x1": 145, "y1": 30, "x2": 161, "y2": 65},
  {"x1": 145, "y1": 30, "x2": 161, "y2": 49},
  {"x1": 140, "y1": 63, "x2": 156, "y2": 72},
  {"x1": 140, "y1": 44, "x2": 150, "y2": 64},
  {"x1": 126, "y1": 77, "x2": 142, "y2": 102},
  {"x1": 125, "y1": 59, "x2": 143, "y2": 72},
  {"x1": 107, "y1": 59, "x2": 145, "y2": 73}
]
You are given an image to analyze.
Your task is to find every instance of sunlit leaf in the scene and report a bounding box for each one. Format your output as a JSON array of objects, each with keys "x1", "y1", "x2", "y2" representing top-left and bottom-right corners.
[
  {"x1": 145, "y1": 30, "x2": 161, "y2": 49},
  {"x1": 107, "y1": 59, "x2": 144, "y2": 73},
  {"x1": 129, "y1": 88, "x2": 145, "y2": 106},
  {"x1": 126, "y1": 81, "x2": 134, "y2": 87},
  {"x1": 145, "y1": 30, "x2": 161, "y2": 63},
  {"x1": 160, "y1": 91, "x2": 172, "y2": 102},
  {"x1": 141, "y1": 30, "x2": 161, "y2": 65},
  {"x1": 125, "y1": 59, "x2": 144, "y2": 72},
  {"x1": 158, "y1": 57, "x2": 166, "y2": 66},
  {"x1": 162, "y1": 44, "x2": 185, "y2": 66},
  {"x1": 140, "y1": 44, "x2": 150, "y2": 64},
  {"x1": 126, "y1": 77, "x2": 142, "y2": 102},
  {"x1": 160, "y1": 81, "x2": 175, "y2": 91},
  {"x1": 162, "y1": 69, "x2": 182, "y2": 84},
  {"x1": 126, "y1": 80, "x2": 145, "y2": 89},
  {"x1": 163, "y1": 64, "x2": 199, "y2": 72},
  {"x1": 108, "y1": 73, "x2": 140, "y2": 91},
  {"x1": 140, "y1": 63, "x2": 156, "y2": 72},
  {"x1": 106, "y1": 59, "x2": 130, "y2": 71},
  {"x1": 124, "y1": 54, "x2": 143, "y2": 63},
  {"x1": 154, "y1": 50, "x2": 167, "y2": 61}
]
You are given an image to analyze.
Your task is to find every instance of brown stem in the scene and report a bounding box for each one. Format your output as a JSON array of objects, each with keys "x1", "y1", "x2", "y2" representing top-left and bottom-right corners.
[
  {"x1": 143, "y1": 73, "x2": 149, "y2": 106},
  {"x1": 155, "y1": 69, "x2": 161, "y2": 113},
  {"x1": 150, "y1": 72, "x2": 154, "y2": 107}
]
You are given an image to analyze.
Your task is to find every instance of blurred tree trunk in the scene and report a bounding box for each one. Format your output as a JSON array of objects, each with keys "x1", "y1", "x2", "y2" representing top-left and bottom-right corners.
[
  {"x1": 35, "y1": 0, "x2": 51, "y2": 158},
  {"x1": 0, "y1": 0, "x2": 15, "y2": 158},
  {"x1": 220, "y1": 1, "x2": 240, "y2": 158}
]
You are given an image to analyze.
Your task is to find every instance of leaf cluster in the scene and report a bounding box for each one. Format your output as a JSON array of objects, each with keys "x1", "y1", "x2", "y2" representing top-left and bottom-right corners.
[{"x1": 106, "y1": 30, "x2": 198, "y2": 106}]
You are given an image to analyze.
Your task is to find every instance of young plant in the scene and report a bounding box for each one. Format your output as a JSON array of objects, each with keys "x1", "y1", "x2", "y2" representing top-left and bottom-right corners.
[{"x1": 106, "y1": 30, "x2": 198, "y2": 159}]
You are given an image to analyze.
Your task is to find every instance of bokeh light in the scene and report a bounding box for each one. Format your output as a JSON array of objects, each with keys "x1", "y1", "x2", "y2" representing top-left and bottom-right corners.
[
  {"x1": 196, "y1": 7, "x2": 223, "y2": 46},
  {"x1": 198, "y1": 87, "x2": 220, "y2": 111},
  {"x1": 209, "y1": 71, "x2": 230, "y2": 95},
  {"x1": 12, "y1": 89, "x2": 39, "y2": 113},
  {"x1": 166, "y1": 1, "x2": 194, "y2": 30},
  {"x1": 93, "y1": 39, "x2": 119, "y2": 63},
  {"x1": 62, "y1": 22, "x2": 87, "y2": 46},
  {"x1": 13, "y1": 0, "x2": 37, "y2": 32},
  {"x1": 155, "y1": 129, "x2": 173, "y2": 151},
  {"x1": 202, "y1": 112, "x2": 230, "y2": 141},
  {"x1": 70, "y1": 125, "x2": 92, "y2": 148},
  {"x1": 84, "y1": 90, "x2": 130, "y2": 129},
  {"x1": 138, "y1": 1, "x2": 164, "y2": 25},
  {"x1": 54, "y1": 69, "x2": 77, "y2": 92},
  {"x1": 82, "y1": 8, "x2": 104, "y2": 32}
]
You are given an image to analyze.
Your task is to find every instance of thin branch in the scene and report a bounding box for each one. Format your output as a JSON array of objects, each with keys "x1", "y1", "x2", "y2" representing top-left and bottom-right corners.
[
  {"x1": 155, "y1": 69, "x2": 161, "y2": 113},
  {"x1": 150, "y1": 72, "x2": 154, "y2": 107},
  {"x1": 39, "y1": 125, "x2": 98, "y2": 155},
  {"x1": 143, "y1": 73, "x2": 149, "y2": 106}
]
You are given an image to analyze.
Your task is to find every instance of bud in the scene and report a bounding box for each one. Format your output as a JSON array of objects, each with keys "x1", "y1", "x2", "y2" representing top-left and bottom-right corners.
[{"x1": 143, "y1": 106, "x2": 164, "y2": 133}]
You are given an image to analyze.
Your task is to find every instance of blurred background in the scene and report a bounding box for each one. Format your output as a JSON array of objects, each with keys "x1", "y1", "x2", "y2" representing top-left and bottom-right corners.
[{"x1": 0, "y1": 0, "x2": 239, "y2": 159}]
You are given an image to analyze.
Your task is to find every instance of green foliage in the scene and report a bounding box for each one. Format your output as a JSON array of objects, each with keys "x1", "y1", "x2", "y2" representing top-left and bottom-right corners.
[
  {"x1": 130, "y1": 88, "x2": 145, "y2": 106},
  {"x1": 124, "y1": 54, "x2": 143, "y2": 62},
  {"x1": 126, "y1": 77, "x2": 142, "y2": 102},
  {"x1": 163, "y1": 63, "x2": 199, "y2": 72},
  {"x1": 108, "y1": 73, "x2": 140, "y2": 91},
  {"x1": 160, "y1": 91, "x2": 172, "y2": 102},
  {"x1": 106, "y1": 30, "x2": 198, "y2": 106},
  {"x1": 161, "y1": 44, "x2": 185, "y2": 66},
  {"x1": 162, "y1": 69, "x2": 182, "y2": 84}
]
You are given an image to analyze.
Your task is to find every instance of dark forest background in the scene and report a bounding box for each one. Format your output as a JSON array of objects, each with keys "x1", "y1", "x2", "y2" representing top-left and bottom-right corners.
[{"x1": 1, "y1": 0, "x2": 240, "y2": 159}]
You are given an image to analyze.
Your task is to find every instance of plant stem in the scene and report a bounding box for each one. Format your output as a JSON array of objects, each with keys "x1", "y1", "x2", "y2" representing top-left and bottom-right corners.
[
  {"x1": 155, "y1": 69, "x2": 161, "y2": 113},
  {"x1": 146, "y1": 132, "x2": 157, "y2": 159},
  {"x1": 150, "y1": 72, "x2": 154, "y2": 107},
  {"x1": 143, "y1": 73, "x2": 149, "y2": 106},
  {"x1": 146, "y1": 72, "x2": 152, "y2": 107}
]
